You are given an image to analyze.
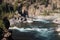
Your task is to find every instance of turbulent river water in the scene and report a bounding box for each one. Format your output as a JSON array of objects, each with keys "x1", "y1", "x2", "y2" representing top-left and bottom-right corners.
[{"x1": 9, "y1": 19, "x2": 59, "y2": 40}]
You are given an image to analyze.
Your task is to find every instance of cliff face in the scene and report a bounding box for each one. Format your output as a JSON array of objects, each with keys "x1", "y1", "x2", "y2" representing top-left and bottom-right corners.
[
  {"x1": 51, "y1": 0, "x2": 60, "y2": 8},
  {"x1": 3, "y1": 0, "x2": 60, "y2": 9},
  {"x1": 3, "y1": 0, "x2": 60, "y2": 17},
  {"x1": 3, "y1": 0, "x2": 60, "y2": 7}
]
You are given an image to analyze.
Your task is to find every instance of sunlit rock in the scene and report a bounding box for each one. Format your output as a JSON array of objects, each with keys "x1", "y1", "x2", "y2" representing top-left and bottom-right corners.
[{"x1": 53, "y1": 18, "x2": 60, "y2": 24}]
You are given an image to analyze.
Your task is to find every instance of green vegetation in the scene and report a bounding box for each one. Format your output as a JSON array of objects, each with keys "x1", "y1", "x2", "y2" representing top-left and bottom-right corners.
[
  {"x1": 0, "y1": 20, "x2": 5, "y2": 29},
  {"x1": 43, "y1": 10, "x2": 50, "y2": 16},
  {"x1": 0, "y1": 3, "x2": 14, "y2": 19},
  {"x1": 40, "y1": 0, "x2": 47, "y2": 4}
]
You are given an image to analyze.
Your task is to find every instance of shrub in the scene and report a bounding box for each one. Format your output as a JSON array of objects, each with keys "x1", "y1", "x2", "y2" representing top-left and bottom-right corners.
[{"x1": 0, "y1": 20, "x2": 5, "y2": 29}]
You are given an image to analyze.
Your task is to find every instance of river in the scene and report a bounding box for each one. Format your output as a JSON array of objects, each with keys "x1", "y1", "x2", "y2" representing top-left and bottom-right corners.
[{"x1": 9, "y1": 19, "x2": 60, "y2": 40}]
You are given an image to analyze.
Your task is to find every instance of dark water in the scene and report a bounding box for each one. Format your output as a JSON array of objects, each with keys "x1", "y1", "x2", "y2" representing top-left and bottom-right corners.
[
  {"x1": 10, "y1": 21, "x2": 59, "y2": 40},
  {"x1": 11, "y1": 28, "x2": 59, "y2": 40}
]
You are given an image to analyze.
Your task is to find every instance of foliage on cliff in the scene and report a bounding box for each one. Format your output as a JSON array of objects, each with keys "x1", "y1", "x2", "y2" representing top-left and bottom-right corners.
[{"x1": 0, "y1": 20, "x2": 5, "y2": 29}]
